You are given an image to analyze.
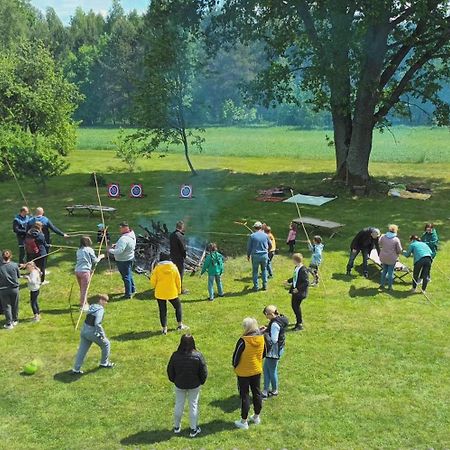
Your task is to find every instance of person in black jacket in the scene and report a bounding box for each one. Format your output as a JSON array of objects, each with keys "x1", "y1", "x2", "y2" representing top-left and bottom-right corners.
[
  {"x1": 167, "y1": 334, "x2": 207, "y2": 438},
  {"x1": 346, "y1": 227, "x2": 380, "y2": 278},
  {"x1": 169, "y1": 221, "x2": 188, "y2": 292},
  {"x1": 285, "y1": 253, "x2": 309, "y2": 331},
  {"x1": 0, "y1": 250, "x2": 21, "y2": 329},
  {"x1": 12, "y1": 206, "x2": 30, "y2": 264}
]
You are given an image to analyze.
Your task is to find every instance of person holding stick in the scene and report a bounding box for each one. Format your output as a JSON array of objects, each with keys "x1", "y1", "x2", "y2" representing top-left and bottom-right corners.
[
  {"x1": 72, "y1": 294, "x2": 114, "y2": 374},
  {"x1": 247, "y1": 221, "x2": 272, "y2": 291},
  {"x1": 285, "y1": 253, "x2": 309, "y2": 331},
  {"x1": 75, "y1": 236, "x2": 105, "y2": 311},
  {"x1": 150, "y1": 253, "x2": 188, "y2": 335},
  {"x1": 12, "y1": 206, "x2": 30, "y2": 264},
  {"x1": 25, "y1": 222, "x2": 49, "y2": 284},
  {"x1": 108, "y1": 222, "x2": 136, "y2": 299},
  {"x1": 308, "y1": 235, "x2": 324, "y2": 287},
  {"x1": 27, "y1": 207, "x2": 69, "y2": 244},
  {"x1": 0, "y1": 250, "x2": 20, "y2": 330},
  {"x1": 232, "y1": 317, "x2": 265, "y2": 430},
  {"x1": 346, "y1": 227, "x2": 380, "y2": 278},
  {"x1": 167, "y1": 334, "x2": 207, "y2": 437},
  {"x1": 403, "y1": 235, "x2": 433, "y2": 294},
  {"x1": 22, "y1": 262, "x2": 42, "y2": 322}
]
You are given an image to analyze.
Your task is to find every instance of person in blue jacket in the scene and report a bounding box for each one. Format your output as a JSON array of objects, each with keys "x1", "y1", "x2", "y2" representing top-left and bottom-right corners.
[
  {"x1": 247, "y1": 221, "x2": 272, "y2": 291},
  {"x1": 403, "y1": 235, "x2": 433, "y2": 293},
  {"x1": 27, "y1": 207, "x2": 69, "y2": 245},
  {"x1": 72, "y1": 294, "x2": 114, "y2": 374},
  {"x1": 12, "y1": 206, "x2": 30, "y2": 264}
]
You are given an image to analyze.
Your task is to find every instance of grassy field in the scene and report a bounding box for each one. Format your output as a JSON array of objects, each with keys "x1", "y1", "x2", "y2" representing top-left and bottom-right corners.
[
  {"x1": 1, "y1": 132, "x2": 450, "y2": 449},
  {"x1": 77, "y1": 125, "x2": 450, "y2": 163}
]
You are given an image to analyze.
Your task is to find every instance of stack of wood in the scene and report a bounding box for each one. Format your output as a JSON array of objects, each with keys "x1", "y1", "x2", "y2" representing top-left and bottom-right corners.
[{"x1": 134, "y1": 224, "x2": 206, "y2": 276}]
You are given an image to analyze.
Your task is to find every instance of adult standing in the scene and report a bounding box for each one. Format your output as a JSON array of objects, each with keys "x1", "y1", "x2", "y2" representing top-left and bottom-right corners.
[
  {"x1": 247, "y1": 221, "x2": 272, "y2": 291},
  {"x1": 421, "y1": 223, "x2": 439, "y2": 259},
  {"x1": 0, "y1": 250, "x2": 20, "y2": 330},
  {"x1": 261, "y1": 305, "x2": 288, "y2": 399},
  {"x1": 25, "y1": 222, "x2": 49, "y2": 283},
  {"x1": 27, "y1": 207, "x2": 69, "y2": 245},
  {"x1": 75, "y1": 236, "x2": 105, "y2": 310},
  {"x1": 346, "y1": 227, "x2": 380, "y2": 278},
  {"x1": 403, "y1": 235, "x2": 433, "y2": 293},
  {"x1": 108, "y1": 222, "x2": 136, "y2": 299},
  {"x1": 150, "y1": 253, "x2": 188, "y2": 335},
  {"x1": 167, "y1": 334, "x2": 207, "y2": 437},
  {"x1": 286, "y1": 253, "x2": 309, "y2": 331},
  {"x1": 378, "y1": 224, "x2": 403, "y2": 291},
  {"x1": 12, "y1": 206, "x2": 30, "y2": 264},
  {"x1": 232, "y1": 317, "x2": 265, "y2": 430},
  {"x1": 170, "y1": 221, "x2": 188, "y2": 293}
]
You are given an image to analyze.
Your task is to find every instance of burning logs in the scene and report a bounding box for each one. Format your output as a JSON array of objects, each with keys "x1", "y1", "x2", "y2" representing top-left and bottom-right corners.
[{"x1": 134, "y1": 224, "x2": 206, "y2": 276}]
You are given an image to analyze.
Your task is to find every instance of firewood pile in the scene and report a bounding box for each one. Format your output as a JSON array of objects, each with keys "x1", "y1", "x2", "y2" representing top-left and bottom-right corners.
[{"x1": 134, "y1": 222, "x2": 206, "y2": 276}]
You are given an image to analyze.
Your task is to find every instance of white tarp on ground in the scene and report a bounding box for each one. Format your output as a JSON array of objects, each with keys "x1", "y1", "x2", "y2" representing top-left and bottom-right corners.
[{"x1": 283, "y1": 194, "x2": 337, "y2": 206}]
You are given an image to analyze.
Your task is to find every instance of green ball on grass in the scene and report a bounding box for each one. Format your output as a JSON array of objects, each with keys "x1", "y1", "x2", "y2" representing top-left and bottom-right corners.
[{"x1": 23, "y1": 359, "x2": 42, "y2": 375}]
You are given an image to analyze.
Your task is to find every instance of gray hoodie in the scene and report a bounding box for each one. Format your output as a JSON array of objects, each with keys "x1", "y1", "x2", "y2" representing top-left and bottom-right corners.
[
  {"x1": 109, "y1": 230, "x2": 136, "y2": 262},
  {"x1": 85, "y1": 304, "x2": 106, "y2": 338}
]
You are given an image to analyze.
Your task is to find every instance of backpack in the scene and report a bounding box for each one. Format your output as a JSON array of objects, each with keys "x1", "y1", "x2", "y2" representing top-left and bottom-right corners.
[{"x1": 25, "y1": 235, "x2": 40, "y2": 256}]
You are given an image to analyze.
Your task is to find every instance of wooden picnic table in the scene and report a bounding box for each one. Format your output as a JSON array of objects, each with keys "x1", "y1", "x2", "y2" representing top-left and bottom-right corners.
[
  {"x1": 293, "y1": 216, "x2": 344, "y2": 238},
  {"x1": 66, "y1": 205, "x2": 117, "y2": 216}
]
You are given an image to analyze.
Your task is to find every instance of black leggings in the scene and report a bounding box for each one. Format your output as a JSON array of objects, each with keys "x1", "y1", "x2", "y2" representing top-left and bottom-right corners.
[
  {"x1": 30, "y1": 290, "x2": 40, "y2": 315},
  {"x1": 291, "y1": 295, "x2": 305, "y2": 326},
  {"x1": 413, "y1": 256, "x2": 432, "y2": 290},
  {"x1": 157, "y1": 298, "x2": 182, "y2": 328},
  {"x1": 237, "y1": 374, "x2": 262, "y2": 420}
]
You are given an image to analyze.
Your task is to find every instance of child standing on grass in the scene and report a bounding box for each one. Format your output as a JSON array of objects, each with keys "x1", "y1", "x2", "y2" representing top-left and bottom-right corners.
[
  {"x1": 264, "y1": 226, "x2": 276, "y2": 278},
  {"x1": 286, "y1": 222, "x2": 297, "y2": 254},
  {"x1": 308, "y1": 236, "x2": 324, "y2": 286},
  {"x1": 201, "y1": 243, "x2": 224, "y2": 301},
  {"x1": 23, "y1": 262, "x2": 42, "y2": 322}
]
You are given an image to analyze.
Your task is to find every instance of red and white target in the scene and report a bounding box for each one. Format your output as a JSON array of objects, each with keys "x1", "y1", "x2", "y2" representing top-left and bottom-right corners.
[
  {"x1": 180, "y1": 184, "x2": 193, "y2": 199},
  {"x1": 130, "y1": 184, "x2": 144, "y2": 198},
  {"x1": 108, "y1": 183, "x2": 120, "y2": 198}
]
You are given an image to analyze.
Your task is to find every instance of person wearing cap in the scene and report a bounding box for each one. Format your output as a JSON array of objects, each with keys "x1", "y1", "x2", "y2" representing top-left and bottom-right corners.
[
  {"x1": 108, "y1": 222, "x2": 136, "y2": 299},
  {"x1": 247, "y1": 221, "x2": 272, "y2": 291},
  {"x1": 97, "y1": 223, "x2": 110, "y2": 245},
  {"x1": 72, "y1": 294, "x2": 114, "y2": 374},
  {"x1": 346, "y1": 227, "x2": 380, "y2": 278},
  {"x1": 12, "y1": 206, "x2": 30, "y2": 264}
]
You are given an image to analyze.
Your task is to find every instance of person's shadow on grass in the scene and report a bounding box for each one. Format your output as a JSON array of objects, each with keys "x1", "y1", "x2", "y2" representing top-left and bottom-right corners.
[
  {"x1": 53, "y1": 368, "x2": 100, "y2": 383},
  {"x1": 110, "y1": 330, "x2": 163, "y2": 341},
  {"x1": 210, "y1": 395, "x2": 239, "y2": 413},
  {"x1": 120, "y1": 419, "x2": 235, "y2": 445}
]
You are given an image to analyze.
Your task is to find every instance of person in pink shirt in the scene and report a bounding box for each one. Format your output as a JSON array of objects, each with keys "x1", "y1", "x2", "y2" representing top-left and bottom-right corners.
[
  {"x1": 379, "y1": 224, "x2": 402, "y2": 290},
  {"x1": 286, "y1": 222, "x2": 297, "y2": 254}
]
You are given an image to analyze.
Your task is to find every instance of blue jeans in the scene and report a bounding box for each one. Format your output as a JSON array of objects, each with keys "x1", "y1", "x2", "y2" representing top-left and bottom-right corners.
[
  {"x1": 116, "y1": 260, "x2": 135, "y2": 297},
  {"x1": 347, "y1": 249, "x2": 369, "y2": 275},
  {"x1": 208, "y1": 275, "x2": 223, "y2": 299},
  {"x1": 380, "y1": 264, "x2": 395, "y2": 289},
  {"x1": 263, "y1": 355, "x2": 282, "y2": 392},
  {"x1": 251, "y1": 253, "x2": 269, "y2": 289}
]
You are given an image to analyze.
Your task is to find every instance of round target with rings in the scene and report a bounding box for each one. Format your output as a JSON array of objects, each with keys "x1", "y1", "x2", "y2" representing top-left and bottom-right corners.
[
  {"x1": 130, "y1": 184, "x2": 143, "y2": 198},
  {"x1": 180, "y1": 184, "x2": 193, "y2": 199},
  {"x1": 108, "y1": 183, "x2": 120, "y2": 198}
]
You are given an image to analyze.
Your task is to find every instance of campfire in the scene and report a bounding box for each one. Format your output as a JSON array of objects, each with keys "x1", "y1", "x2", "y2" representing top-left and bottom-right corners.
[{"x1": 134, "y1": 221, "x2": 207, "y2": 276}]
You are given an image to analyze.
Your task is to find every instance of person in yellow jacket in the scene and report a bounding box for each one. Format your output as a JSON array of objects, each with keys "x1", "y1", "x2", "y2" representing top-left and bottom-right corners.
[
  {"x1": 150, "y1": 253, "x2": 188, "y2": 335},
  {"x1": 232, "y1": 317, "x2": 265, "y2": 430},
  {"x1": 264, "y1": 225, "x2": 276, "y2": 278}
]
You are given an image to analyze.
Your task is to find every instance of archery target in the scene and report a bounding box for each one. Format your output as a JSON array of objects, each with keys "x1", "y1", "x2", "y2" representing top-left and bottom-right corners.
[
  {"x1": 108, "y1": 183, "x2": 120, "y2": 198},
  {"x1": 130, "y1": 184, "x2": 143, "y2": 198},
  {"x1": 180, "y1": 184, "x2": 193, "y2": 199}
]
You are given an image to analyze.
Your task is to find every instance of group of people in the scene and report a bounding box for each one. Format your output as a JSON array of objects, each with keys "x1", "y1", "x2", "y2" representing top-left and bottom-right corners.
[{"x1": 346, "y1": 223, "x2": 439, "y2": 293}]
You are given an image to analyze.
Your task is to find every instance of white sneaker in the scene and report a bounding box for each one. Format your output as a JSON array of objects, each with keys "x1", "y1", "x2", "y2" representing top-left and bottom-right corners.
[
  {"x1": 12, "y1": 321, "x2": 18, "y2": 326},
  {"x1": 41, "y1": 280, "x2": 50, "y2": 285},
  {"x1": 250, "y1": 415, "x2": 261, "y2": 425},
  {"x1": 234, "y1": 420, "x2": 249, "y2": 430},
  {"x1": 3, "y1": 324, "x2": 13, "y2": 330}
]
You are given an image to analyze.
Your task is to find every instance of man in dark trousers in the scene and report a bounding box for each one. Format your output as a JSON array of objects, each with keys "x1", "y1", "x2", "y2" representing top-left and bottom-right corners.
[
  {"x1": 346, "y1": 227, "x2": 380, "y2": 278},
  {"x1": 170, "y1": 221, "x2": 188, "y2": 294},
  {"x1": 12, "y1": 206, "x2": 30, "y2": 264},
  {"x1": 27, "y1": 207, "x2": 69, "y2": 244}
]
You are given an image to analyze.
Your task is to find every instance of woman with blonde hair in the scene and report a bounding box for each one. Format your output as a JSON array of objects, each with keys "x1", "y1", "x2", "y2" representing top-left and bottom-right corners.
[
  {"x1": 232, "y1": 317, "x2": 265, "y2": 430},
  {"x1": 379, "y1": 224, "x2": 402, "y2": 291}
]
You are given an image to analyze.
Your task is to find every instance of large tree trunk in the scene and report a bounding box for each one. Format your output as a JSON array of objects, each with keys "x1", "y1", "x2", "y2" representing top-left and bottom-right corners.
[{"x1": 181, "y1": 128, "x2": 197, "y2": 175}]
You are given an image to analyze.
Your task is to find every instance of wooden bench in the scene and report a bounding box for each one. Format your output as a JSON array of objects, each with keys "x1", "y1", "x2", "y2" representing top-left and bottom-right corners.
[
  {"x1": 293, "y1": 216, "x2": 345, "y2": 238},
  {"x1": 66, "y1": 205, "x2": 117, "y2": 216}
]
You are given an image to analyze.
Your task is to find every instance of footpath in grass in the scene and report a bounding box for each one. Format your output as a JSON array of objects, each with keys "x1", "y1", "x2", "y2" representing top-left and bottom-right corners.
[{"x1": 0, "y1": 151, "x2": 449, "y2": 449}]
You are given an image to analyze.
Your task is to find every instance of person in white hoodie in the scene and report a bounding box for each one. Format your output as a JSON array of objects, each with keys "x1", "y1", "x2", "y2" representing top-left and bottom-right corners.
[
  {"x1": 379, "y1": 224, "x2": 403, "y2": 290},
  {"x1": 108, "y1": 222, "x2": 136, "y2": 299},
  {"x1": 72, "y1": 294, "x2": 114, "y2": 374},
  {"x1": 23, "y1": 262, "x2": 42, "y2": 322}
]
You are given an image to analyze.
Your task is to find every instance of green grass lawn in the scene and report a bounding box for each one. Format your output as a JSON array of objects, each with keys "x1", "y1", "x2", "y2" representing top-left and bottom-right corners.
[
  {"x1": 1, "y1": 139, "x2": 450, "y2": 449},
  {"x1": 77, "y1": 125, "x2": 450, "y2": 163}
]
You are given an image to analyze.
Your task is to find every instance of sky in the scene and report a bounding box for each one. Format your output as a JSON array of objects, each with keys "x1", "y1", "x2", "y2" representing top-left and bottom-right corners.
[{"x1": 30, "y1": 0, "x2": 149, "y2": 24}]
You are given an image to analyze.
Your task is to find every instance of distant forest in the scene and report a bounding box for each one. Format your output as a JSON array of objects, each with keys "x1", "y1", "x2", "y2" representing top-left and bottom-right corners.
[{"x1": 1, "y1": 0, "x2": 448, "y2": 128}]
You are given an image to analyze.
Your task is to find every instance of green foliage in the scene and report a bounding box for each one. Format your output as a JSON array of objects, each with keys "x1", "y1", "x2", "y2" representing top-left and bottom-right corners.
[
  {"x1": 114, "y1": 129, "x2": 152, "y2": 172},
  {"x1": 222, "y1": 99, "x2": 257, "y2": 125}
]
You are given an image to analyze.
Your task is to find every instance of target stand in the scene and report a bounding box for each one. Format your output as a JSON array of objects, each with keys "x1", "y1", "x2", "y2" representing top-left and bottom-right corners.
[
  {"x1": 130, "y1": 183, "x2": 144, "y2": 198},
  {"x1": 179, "y1": 184, "x2": 193, "y2": 199},
  {"x1": 107, "y1": 183, "x2": 121, "y2": 198}
]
